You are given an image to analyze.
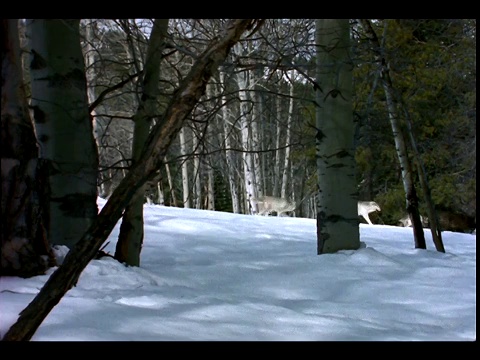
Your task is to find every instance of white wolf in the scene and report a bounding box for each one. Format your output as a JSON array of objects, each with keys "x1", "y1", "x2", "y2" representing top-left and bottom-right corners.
[
  {"x1": 358, "y1": 201, "x2": 381, "y2": 225},
  {"x1": 252, "y1": 197, "x2": 382, "y2": 223},
  {"x1": 251, "y1": 196, "x2": 296, "y2": 216},
  {"x1": 398, "y1": 214, "x2": 429, "y2": 228}
]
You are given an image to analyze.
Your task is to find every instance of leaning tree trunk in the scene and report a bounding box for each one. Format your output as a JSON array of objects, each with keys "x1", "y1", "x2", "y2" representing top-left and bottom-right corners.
[
  {"x1": 358, "y1": 19, "x2": 426, "y2": 249},
  {"x1": 1, "y1": 19, "x2": 259, "y2": 341},
  {"x1": 115, "y1": 19, "x2": 169, "y2": 267},
  {"x1": 1, "y1": 19, "x2": 56, "y2": 278},
  {"x1": 401, "y1": 103, "x2": 445, "y2": 252},
  {"x1": 27, "y1": 19, "x2": 99, "y2": 249},
  {"x1": 315, "y1": 19, "x2": 360, "y2": 254},
  {"x1": 163, "y1": 155, "x2": 178, "y2": 207}
]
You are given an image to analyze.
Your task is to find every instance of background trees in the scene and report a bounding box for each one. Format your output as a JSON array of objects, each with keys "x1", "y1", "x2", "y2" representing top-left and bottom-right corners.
[{"x1": 353, "y1": 19, "x2": 476, "y2": 228}]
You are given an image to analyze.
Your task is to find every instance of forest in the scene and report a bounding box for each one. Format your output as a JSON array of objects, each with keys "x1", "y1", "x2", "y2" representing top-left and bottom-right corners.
[
  {"x1": 0, "y1": 19, "x2": 476, "y2": 340},
  {"x1": 82, "y1": 20, "x2": 475, "y2": 223}
]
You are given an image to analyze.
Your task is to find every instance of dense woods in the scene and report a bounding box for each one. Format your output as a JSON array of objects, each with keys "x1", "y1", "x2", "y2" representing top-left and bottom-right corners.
[
  {"x1": 81, "y1": 19, "x2": 476, "y2": 224},
  {"x1": 1, "y1": 18, "x2": 475, "y2": 340}
]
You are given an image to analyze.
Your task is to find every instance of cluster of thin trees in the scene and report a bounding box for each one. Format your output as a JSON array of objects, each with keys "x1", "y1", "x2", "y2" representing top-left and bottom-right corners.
[
  {"x1": 87, "y1": 19, "x2": 317, "y2": 216},
  {"x1": 2, "y1": 18, "x2": 474, "y2": 340},
  {"x1": 86, "y1": 19, "x2": 475, "y2": 224}
]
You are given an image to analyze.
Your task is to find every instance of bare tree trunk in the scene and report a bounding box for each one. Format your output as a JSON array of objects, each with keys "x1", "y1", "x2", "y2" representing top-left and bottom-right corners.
[
  {"x1": 234, "y1": 47, "x2": 256, "y2": 213},
  {"x1": 273, "y1": 92, "x2": 282, "y2": 197},
  {"x1": 358, "y1": 19, "x2": 426, "y2": 249},
  {"x1": 1, "y1": 19, "x2": 259, "y2": 342},
  {"x1": 163, "y1": 156, "x2": 177, "y2": 207},
  {"x1": 207, "y1": 164, "x2": 215, "y2": 210},
  {"x1": 281, "y1": 80, "x2": 294, "y2": 199},
  {"x1": 219, "y1": 69, "x2": 241, "y2": 213},
  {"x1": 179, "y1": 126, "x2": 191, "y2": 208},
  {"x1": 115, "y1": 19, "x2": 169, "y2": 266},
  {"x1": 156, "y1": 181, "x2": 164, "y2": 205},
  {"x1": 192, "y1": 124, "x2": 202, "y2": 209},
  {"x1": 83, "y1": 19, "x2": 106, "y2": 198},
  {"x1": 1, "y1": 19, "x2": 55, "y2": 277},
  {"x1": 250, "y1": 65, "x2": 264, "y2": 200},
  {"x1": 239, "y1": 89, "x2": 256, "y2": 213},
  {"x1": 251, "y1": 117, "x2": 263, "y2": 200},
  {"x1": 205, "y1": 84, "x2": 216, "y2": 211},
  {"x1": 290, "y1": 160, "x2": 296, "y2": 216},
  {"x1": 315, "y1": 19, "x2": 360, "y2": 254},
  {"x1": 28, "y1": 19, "x2": 99, "y2": 249}
]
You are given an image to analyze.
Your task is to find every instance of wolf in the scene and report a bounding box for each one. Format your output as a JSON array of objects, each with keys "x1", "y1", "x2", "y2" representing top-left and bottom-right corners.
[
  {"x1": 251, "y1": 196, "x2": 296, "y2": 216},
  {"x1": 358, "y1": 201, "x2": 381, "y2": 225},
  {"x1": 436, "y1": 210, "x2": 475, "y2": 233},
  {"x1": 398, "y1": 214, "x2": 429, "y2": 228}
]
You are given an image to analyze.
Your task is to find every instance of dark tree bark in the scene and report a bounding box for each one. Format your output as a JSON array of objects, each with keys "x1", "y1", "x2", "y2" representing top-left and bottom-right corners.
[
  {"x1": 1, "y1": 19, "x2": 55, "y2": 278},
  {"x1": 115, "y1": 19, "x2": 169, "y2": 266},
  {"x1": 1, "y1": 19, "x2": 261, "y2": 342}
]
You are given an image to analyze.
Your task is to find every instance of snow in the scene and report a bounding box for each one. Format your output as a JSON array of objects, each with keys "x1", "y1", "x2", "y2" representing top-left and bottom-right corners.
[{"x1": 0, "y1": 197, "x2": 476, "y2": 341}]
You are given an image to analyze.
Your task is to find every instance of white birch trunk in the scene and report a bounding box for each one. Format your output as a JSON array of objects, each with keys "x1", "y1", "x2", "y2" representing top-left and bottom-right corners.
[
  {"x1": 236, "y1": 69, "x2": 256, "y2": 213},
  {"x1": 250, "y1": 67, "x2": 264, "y2": 199},
  {"x1": 205, "y1": 83, "x2": 216, "y2": 211},
  {"x1": 179, "y1": 126, "x2": 191, "y2": 208},
  {"x1": 207, "y1": 166, "x2": 215, "y2": 211},
  {"x1": 156, "y1": 182, "x2": 164, "y2": 205},
  {"x1": 273, "y1": 92, "x2": 282, "y2": 197},
  {"x1": 233, "y1": 43, "x2": 256, "y2": 213},
  {"x1": 219, "y1": 70, "x2": 241, "y2": 213},
  {"x1": 83, "y1": 19, "x2": 106, "y2": 197},
  {"x1": 192, "y1": 126, "x2": 202, "y2": 209},
  {"x1": 281, "y1": 80, "x2": 294, "y2": 199}
]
